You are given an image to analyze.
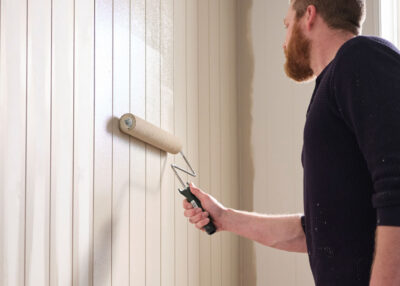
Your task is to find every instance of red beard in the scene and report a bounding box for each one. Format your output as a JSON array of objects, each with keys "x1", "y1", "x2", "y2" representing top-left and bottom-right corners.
[{"x1": 284, "y1": 21, "x2": 314, "y2": 82}]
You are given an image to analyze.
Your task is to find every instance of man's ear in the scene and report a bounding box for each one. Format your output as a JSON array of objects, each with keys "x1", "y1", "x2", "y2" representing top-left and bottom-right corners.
[{"x1": 305, "y1": 5, "x2": 317, "y2": 31}]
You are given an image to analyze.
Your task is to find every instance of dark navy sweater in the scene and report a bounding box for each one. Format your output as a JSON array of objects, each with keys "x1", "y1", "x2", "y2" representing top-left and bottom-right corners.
[{"x1": 301, "y1": 36, "x2": 400, "y2": 285}]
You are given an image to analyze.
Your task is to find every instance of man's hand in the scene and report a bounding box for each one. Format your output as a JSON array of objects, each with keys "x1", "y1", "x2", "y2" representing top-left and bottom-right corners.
[
  {"x1": 182, "y1": 182, "x2": 228, "y2": 232},
  {"x1": 370, "y1": 226, "x2": 400, "y2": 285}
]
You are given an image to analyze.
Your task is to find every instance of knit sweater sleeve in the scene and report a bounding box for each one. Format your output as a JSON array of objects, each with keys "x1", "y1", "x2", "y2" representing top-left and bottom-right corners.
[
  {"x1": 332, "y1": 39, "x2": 400, "y2": 226},
  {"x1": 301, "y1": 214, "x2": 306, "y2": 234}
]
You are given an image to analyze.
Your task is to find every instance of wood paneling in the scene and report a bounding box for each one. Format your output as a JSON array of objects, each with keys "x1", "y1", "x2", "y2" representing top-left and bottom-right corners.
[
  {"x1": 209, "y1": 0, "x2": 223, "y2": 285},
  {"x1": 50, "y1": 0, "x2": 74, "y2": 284},
  {"x1": 187, "y1": 0, "x2": 200, "y2": 285},
  {"x1": 145, "y1": 0, "x2": 162, "y2": 284},
  {"x1": 198, "y1": 1, "x2": 212, "y2": 285},
  {"x1": 25, "y1": 0, "x2": 52, "y2": 284},
  {"x1": 173, "y1": 0, "x2": 188, "y2": 285},
  {"x1": 0, "y1": 0, "x2": 239, "y2": 285},
  {"x1": 112, "y1": 0, "x2": 130, "y2": 284},
  {"x1": 130, "y1": 0, "x2": 146, "y2": 285},
  {"x1": 73, "y1": 0, "x2": 95, "y2": 284},
  {"x1": 93, "y1": 0, "x2": 113, "y2": 284},
  {"x1": 160, "y1": 0, "x2": 175, "y2": 284},
  {"x1": 0, "y1": 0, "x2": 27, "y2": 285}
]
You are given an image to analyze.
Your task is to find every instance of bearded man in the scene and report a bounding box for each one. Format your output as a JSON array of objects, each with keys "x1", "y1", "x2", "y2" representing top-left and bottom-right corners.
[{"x1": 182, "y1": 0, "x2": 400, "y2": 285}]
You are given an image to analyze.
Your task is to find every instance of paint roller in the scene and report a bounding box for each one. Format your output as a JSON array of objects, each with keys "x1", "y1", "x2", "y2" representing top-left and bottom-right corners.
[{"x1": 119, "y1": 113, "x2": 217, "y2": 235}]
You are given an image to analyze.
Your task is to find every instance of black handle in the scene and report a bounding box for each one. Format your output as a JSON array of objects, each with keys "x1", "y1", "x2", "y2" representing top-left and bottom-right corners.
[{"x1": 179, "y1": 185, "x2": 216, "y2": 235}]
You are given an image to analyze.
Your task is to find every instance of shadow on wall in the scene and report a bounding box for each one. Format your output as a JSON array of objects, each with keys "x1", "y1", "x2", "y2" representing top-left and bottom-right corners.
[
  {"x1": 84, "y1": 116, "x2": 145, "y2": 286},
  {"x1": 237, "y1": 0, "x2": 256, "y2": 285}
]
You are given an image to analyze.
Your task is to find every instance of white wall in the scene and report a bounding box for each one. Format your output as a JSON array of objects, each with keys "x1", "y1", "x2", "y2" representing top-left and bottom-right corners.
[
  {"x1": 237, "y1": 0, "x2": 380, "y2": 285},
  {"x1": 0, "y1": 0, "x2": 239, "y2": 285}
]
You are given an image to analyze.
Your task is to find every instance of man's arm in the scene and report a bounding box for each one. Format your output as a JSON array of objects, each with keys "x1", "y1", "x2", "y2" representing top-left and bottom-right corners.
[
  {"x1": 222, "y1": 209, "x2": 307, "y2": 253},
  {"x1": 370, "y1": 226, "x2": 400, "y2": 285},
  {"x1": 183, "y1": 183, "x2": 307, "y2": 253}
]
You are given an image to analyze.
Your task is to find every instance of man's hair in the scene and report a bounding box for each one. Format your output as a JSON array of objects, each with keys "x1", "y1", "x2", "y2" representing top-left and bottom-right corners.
[{"x1": 291, "y1": 0, "x2": 366, "y2": 35}]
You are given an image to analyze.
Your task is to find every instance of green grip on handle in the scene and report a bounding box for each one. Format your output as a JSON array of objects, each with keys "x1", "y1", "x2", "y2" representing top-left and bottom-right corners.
[{"x1": 179, "y1": 186, "x2": 216, "y2": 235}]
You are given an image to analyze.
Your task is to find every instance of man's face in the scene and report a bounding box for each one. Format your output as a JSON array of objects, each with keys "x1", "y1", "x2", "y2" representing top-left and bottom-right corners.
[{"x1": 283, "y1": 5, "x2": 314, "y2": 82}]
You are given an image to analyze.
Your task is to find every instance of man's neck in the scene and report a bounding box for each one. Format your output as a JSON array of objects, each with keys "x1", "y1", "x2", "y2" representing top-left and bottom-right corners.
[{"x1": 310, "y1": 30, "x2": 356, "y2": 77}]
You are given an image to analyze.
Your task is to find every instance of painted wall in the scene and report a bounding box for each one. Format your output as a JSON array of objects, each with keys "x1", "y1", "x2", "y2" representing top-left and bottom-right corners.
[
  {"x1": 237, "y1": 0, "x2": 380, "y2": 285},
  {"x1": 0, "y1": 0, "x2": 239, "y2": 285}
]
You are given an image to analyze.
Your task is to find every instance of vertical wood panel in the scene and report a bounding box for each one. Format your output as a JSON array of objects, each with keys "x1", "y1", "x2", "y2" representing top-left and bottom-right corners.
[
  {"x1": 73, "y1": 0, "x2": 95, "y2": 284},
  {"x1": 50, "y1": 0, "x2": 74, "y2": 284},
  {"x1": 146, "y1": 0, "x2": 161, "y2": 284},
  {"x1": 130, "y1": 0, "x2": 146, "y2": 284},
  {"x1": 209, "y1": 0, "x2": 222, "y2": 285},
  {"x1": 160, "y1": 0, "x2": 175, "y2": 283},
  {"x1": 174, "y1": 0, "x2": 188, "y2": 285},
  {"x1": 198, "y1": 0, "x2": 212, "y2": 285},
  {"x1": 219, "y1": 0, "x2": 231, "y2": 284},
  {"x1": 226, "y1": 2, "x2": 240, "y2": 285},
  {"x1": 93, "y1": 0, "x2": 113, "y2": 284},
  {"x1": 0, "y1": 0, "x2": 27, "y2": 285},
  {"x1": 112, "y1": 0, "x2": 130, "y2": 284},
  {"x1": 186, "y1": 0, "x2": 200, "y2": 285},
  {"x1": 25, "y1": 0, "x2": 52, "y2": 284}
]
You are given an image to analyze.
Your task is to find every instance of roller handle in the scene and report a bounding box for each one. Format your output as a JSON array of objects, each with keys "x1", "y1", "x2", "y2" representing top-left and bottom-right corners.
[{"x1": 179, "y1": 186, "x2": 217, "y2": 235}]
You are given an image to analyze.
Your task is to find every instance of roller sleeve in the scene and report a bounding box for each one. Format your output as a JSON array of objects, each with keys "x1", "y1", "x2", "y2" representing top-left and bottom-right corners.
[{"x1": 119, "y1": 113, "x2": 182, "y2": 154}]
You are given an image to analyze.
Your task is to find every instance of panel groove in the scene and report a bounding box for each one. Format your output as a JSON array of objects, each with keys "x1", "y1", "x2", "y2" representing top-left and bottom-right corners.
[
  {"x1": 49, "y1": 0, "x2": 53, "y2": 282},
  {"x1": 92, "y1": 0, "x2": 96, "y2": 283},
  {"x1": 172, "y1": 0, "x2": 176, "y2": 283},
  {"x1": 197, "y1": 0, "x2": 202, "y2": 281},
  {"x1": 128, "y1": 0, "x2": 131, "y2": 284},
  {"x1": 72, "y1": 0, "x2": 75, "y2": 282},
  {"x1": 159, "y1": 0, "x2": 162, "y2": 283},
  {"x1": 25, "y1": 0, "x2": 29, "y2": 284},
  {"x1": 208, "y1": 0, "x2": 212, "y2": 281},
  {"x1": 197, "y1": 2, "x2": 201, "y2": 284},
  {"x1": 218, "y1": 0, "x2": 222, "y2": 283},
  {"x1": 184, "y1": 0, "x2": 190, "y2": 285},
  {"x1": 111, "y1": 0, "x2": 114, "y2": 283},
  {"x1": 144, "y1": 0, "x2": 147, "y2": 284}
]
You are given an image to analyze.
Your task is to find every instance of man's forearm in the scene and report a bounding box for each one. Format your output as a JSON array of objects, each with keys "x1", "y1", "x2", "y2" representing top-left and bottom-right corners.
[
  {"x1": 370, "y1": 226, "x2": 400, "y2": 285},
  {"x1": 221, "y1": 209, "x2": 307, "y2": 253}
]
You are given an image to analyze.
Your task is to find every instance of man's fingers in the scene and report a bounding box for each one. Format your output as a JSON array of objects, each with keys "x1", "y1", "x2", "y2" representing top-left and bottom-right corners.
[
  {"x1": 189, "y1": 211, "x2": 209, "y2": 224},
  {"x1": 189, "y1": 211, "x2": 203, "y2": 224},
  {"x1": 196, "y1": 218, "x2": 210, "y2": 229},
  {"x1": 182, "y1": 199, "x2": 193, "y2": 210},
  {"x1": 184, "y1": 207, "x2": 201, "y2": 218}
]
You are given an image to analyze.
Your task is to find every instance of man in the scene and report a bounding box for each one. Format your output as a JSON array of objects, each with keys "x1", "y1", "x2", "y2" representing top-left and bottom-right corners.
[{"x1": 183, "y1": 0, "x2": 400, "y2": 285}]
